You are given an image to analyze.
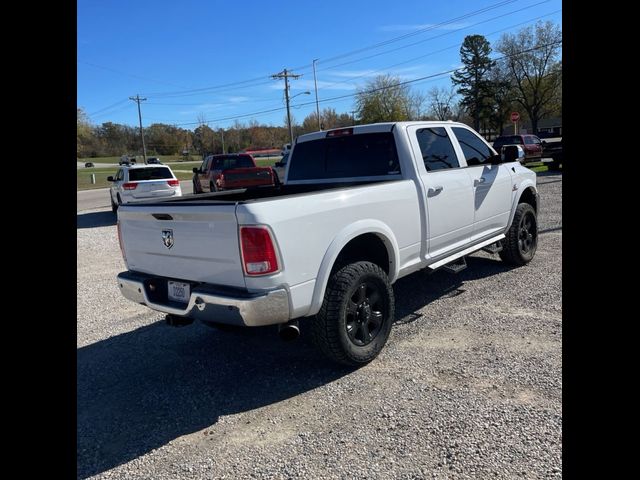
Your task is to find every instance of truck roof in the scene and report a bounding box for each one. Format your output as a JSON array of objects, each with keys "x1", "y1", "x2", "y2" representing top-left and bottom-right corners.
[{"x1": 296, "y1": 121, "x2": 473, "y2": 144}]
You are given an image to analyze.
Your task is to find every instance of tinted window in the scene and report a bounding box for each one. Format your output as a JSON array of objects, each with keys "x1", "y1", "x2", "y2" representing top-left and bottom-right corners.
[
  {"x1": 115, "y1": 169, "x2": 124, "y2": 181},
  {"x1": 288, "y1": 132, "x2": 400, "y2": 181},
  {"x1": 452, "y1": 127, "x2": 494, "y2": 166},
  {"x1": 415, "y1": 127, "x2": 459, "y2": 171},
  {"x1": 128, "y1": 167, "x2": 173, "y2": 181},
  {"x1": 281, "y1": 153, "x2": 289, "y2": 166}
]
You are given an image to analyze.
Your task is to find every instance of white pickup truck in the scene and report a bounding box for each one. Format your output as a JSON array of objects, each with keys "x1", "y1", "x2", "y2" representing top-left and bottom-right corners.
[{"x1": 116, "y1": 122, "x2": 538, "y2": 366}]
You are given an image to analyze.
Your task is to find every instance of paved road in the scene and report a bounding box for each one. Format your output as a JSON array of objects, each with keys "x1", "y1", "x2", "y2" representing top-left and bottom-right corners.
[{"x1": 76, "y1": 181, "x2": 194, "y2": 212}]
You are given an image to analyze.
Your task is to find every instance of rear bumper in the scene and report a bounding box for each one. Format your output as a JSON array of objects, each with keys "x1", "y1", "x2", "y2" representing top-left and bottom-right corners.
[{"x1": 116, "y1": 271, "x2": 290, "y2": 326}]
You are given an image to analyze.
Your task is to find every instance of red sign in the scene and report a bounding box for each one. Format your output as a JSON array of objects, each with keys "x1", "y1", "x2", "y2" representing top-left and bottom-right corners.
[{"x1": 510, "y1": 112, "x2": 520, "y2": 122}]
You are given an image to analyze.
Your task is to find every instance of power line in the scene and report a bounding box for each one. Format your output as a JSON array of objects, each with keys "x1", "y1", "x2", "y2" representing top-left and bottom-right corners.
[
  {"x1": 161, "y1": 40, "x2": 561, "y2": 127},
  {"x1": 136, "y1": 0, "x2": 528, "y2": 99},
  {"x1": 90, "y1": 102, "x2": 135, "y2": 120},
  {"x1": 315, "y1": 9, "x2": 561, "y2": 92},
  {"x1": 314, "y1": 0, "x2": 553, "y2": 75},
  {"x1": 78, "y1": 60, "x2": 188, "y2": 89},
  {"x1": 295, "y1": 0, "x2": 522, "y2": 70}
]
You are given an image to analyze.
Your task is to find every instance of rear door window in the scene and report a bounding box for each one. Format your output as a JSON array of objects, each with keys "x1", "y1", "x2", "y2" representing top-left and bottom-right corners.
[
  {"x1": 288, "y1": 132, "x2": 400, "y2": 181},
  {"x1": 415, "y1": 127, "x2": 459, "y2": 171}
]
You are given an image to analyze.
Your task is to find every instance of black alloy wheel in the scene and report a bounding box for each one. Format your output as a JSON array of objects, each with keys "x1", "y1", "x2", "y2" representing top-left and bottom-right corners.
[{"x1": 345, "y1": 282, "x2": 384, "y2": 346}]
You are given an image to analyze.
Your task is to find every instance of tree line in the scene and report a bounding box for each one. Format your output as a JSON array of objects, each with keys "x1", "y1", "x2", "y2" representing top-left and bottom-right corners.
[{"x1": 77, "y1": 21, "x2": 561, "y2": 159}]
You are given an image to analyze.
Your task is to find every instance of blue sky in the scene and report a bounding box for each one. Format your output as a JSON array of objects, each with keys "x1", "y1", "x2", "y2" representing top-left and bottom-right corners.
[{"x1": 77, "y1": 0, "x2": 562, "y2": 130}]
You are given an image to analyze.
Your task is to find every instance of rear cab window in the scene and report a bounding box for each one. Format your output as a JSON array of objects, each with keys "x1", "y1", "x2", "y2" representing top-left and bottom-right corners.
[
  {"x1": 288, "y1": 132, "x2": 400, "y2": 182},
  {"x1": 236, "y1": 156, "x2": 254, "y2": 168},
  {"x1": 128, "y1": 167, "x2": 174, "y2": 181}
]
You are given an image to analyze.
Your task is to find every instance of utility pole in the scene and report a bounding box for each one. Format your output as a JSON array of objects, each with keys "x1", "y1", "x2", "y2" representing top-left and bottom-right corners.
[
  {"x1": 220, "y1": 129, "x2": 225, "y2": 154},
  {"x1": 271, "y1": 68, "x2": 301, "y2": 146},
  {"x1": 312, "y1": 59, "x2": 321, "y2": 130},
  {"x1": 350, "y1": 110, "x2": 357, "y2": 126},
  {"x1": 129, "y1": 94, "x2": 148, "y2": 164}
]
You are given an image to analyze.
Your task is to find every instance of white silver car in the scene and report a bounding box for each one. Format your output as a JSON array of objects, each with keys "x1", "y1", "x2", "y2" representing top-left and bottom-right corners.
[{"x1": 108, "y1": 164, "x2": 182, "y2": 212}]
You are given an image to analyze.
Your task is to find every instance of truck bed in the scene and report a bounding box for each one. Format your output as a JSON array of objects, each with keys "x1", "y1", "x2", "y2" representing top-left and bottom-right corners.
[{"x1": 125, "y1": 180, "x2": 399, "y2": 207}]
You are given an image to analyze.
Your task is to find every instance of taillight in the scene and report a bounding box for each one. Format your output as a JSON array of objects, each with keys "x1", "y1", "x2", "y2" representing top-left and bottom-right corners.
[
  {"x1": 326, "y1": 127, "x2": 353, "y2": 137},
  {"x1": 167, "y1": 179, "x2": 179, "y2": 187},
  {"x1": 239, "y1": 226, "x2": 279, "y2": 276},
  {"x1": 117, "y1": 220, "x2": 126, "y2": 263},
  {"x1": 122, "y1": 182, "x2": 138, "y2": 190}
]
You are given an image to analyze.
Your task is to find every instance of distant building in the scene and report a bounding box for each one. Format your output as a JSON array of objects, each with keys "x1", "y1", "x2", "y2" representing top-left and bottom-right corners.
[{"x1": 504, "y1": 116, "x2": 562, "y2": 137}]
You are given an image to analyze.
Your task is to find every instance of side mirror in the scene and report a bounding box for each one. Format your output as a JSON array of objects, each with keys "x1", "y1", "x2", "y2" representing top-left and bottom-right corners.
[
  {"x1": 107, "y1": 176, "x2": 114, "y2": 182},
  {"x1": 501, "y1": 145, "x2": 526, "y2": 163},
  {"x1": 488, "y1": 154, "x2": 502, "y2": 165},
  {"x1": 274, "y1": 161, "x2": 282, "y2": 167},
  {"x1": 541, "y1": 140, "x2": 547, "y2": 145},
  {"x1": 192, "y1": 167, "x2": 199, "y2": 174}
]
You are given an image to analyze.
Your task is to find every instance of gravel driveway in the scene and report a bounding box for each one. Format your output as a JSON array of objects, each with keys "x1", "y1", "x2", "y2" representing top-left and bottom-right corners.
[{"x1": 77, "y1": 172, "x2": 562, "y2": 479}]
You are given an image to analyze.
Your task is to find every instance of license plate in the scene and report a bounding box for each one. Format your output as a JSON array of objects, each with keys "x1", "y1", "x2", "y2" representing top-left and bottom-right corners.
[{"x1": 168, "y1": 281, "x2": 190, "y2": 303}]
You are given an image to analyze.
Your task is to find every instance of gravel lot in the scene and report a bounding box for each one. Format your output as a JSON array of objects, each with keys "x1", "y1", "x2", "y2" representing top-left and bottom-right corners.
[{"x1": 77, "y1": 172, "x2": 562, "y2": 479}]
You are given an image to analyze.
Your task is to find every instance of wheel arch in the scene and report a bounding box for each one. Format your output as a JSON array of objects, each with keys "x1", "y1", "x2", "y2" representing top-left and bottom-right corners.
[
  {"x1": 507, "y1": 181, "x2": 538, "y2": 229},
  {"x1": 307, "y1": 220, "x2": 400, "y2": 316}
]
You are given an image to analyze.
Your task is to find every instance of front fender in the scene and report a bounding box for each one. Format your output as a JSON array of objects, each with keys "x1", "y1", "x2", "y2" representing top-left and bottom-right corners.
[
  {"x1": 307, "y1": 220, "x2": 400, "y2": 316},
  {"x1": 507, "y1": 180, "x2": 538, "y2": 228}
]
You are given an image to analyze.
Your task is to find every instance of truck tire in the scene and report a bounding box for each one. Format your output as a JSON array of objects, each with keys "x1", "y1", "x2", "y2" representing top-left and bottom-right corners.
[
  {"x1": 311, "y1": 261, "x2": 394, "y2": 366},
  {"x1": 499, "y1": 203, "x2": 538, "y2": 266}
]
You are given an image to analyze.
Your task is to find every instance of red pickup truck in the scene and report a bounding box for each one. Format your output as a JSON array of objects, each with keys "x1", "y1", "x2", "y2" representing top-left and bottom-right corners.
[{"x1": 192, "y1": 153, "x2": 276, "y2": 193}]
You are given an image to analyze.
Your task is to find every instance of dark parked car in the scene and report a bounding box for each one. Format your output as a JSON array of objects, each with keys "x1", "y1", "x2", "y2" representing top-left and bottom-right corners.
[
  {"x1": 492, "y1": 134, "x2": 543, "y2": 163},
  {"x1": 147, "y1": 157, "x2": 161, "y2": 164},
  {"x1": 542, "y1": 138, "x2": 562, "y2": 170},
  {"x1": 84, "y1": 162, "x2": 94, "y2": 168}
]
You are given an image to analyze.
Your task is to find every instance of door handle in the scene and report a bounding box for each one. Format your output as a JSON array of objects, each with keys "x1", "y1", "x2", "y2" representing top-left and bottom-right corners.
[
  {"x1": 428, "y1": 185, "x2": 443, "y2": 196},
  {"x1": 474, "y1": 177, "x2": 486, "y2": 186}
]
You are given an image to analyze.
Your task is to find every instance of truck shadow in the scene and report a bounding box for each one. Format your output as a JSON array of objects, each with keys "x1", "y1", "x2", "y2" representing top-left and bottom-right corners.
[
  {"x1": 77, "y1": 322, "x2": 352, "y2": 478},
  {"x1": 77, "y1": 211, "x2": 116, "y2": 229},
  {"x1": 393, "y1": 255, "x2": 515, "y2": 323},
  {"x1": 77, "y1": 255, "x2": 513, "y2": 478}
]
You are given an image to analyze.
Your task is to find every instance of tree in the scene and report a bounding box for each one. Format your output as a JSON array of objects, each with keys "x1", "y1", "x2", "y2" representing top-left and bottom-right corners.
[
  {"x1": 496, "y1": 20, "x2": 562, "y2": 134},
  {"x1": 77, "y1": 108, "x2": 95, "y2": 157},
  {"x1": 301, "y1": 107, "x2": 353, "y2": 134},
  {"x1": 452, "y1": 35, "x2": 495, "y2": 131},
  {"x1": 427, "y1": 86, "x2": 459, "y2": 121},
  {"x1": 485, "y1": 61, "x2": 516, "y2": 136},
  {"x1": 355, "y1": 74, "x2": 424, "y2": 123}
]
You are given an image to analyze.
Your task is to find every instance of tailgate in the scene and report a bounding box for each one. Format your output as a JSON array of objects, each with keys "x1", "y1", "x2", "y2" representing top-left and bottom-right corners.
[
  {"x1": 223, "y1": 167, "x2": 273, "y2": 187},
  {"x1": 131, "y1": 179, "x2": 177, "y2": 199},
  {"x1": 117, "y1": 203, "x2": 246, "y2": 288}
]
